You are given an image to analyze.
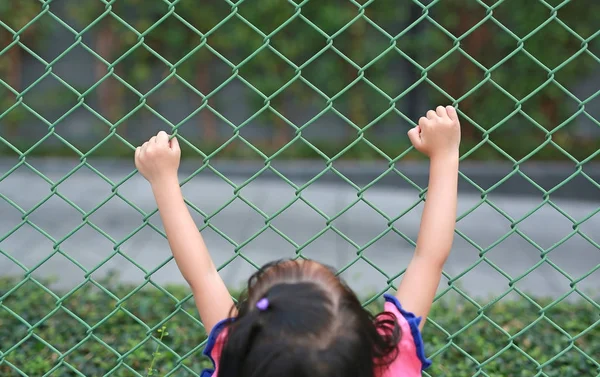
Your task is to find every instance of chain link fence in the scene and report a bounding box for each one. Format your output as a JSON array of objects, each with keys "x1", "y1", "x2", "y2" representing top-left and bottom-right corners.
[{"x1": 1, "y1": 1, "x2": 599, "y2": 376}]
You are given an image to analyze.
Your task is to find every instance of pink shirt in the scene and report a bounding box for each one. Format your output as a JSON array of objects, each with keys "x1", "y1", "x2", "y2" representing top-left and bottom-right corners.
[{"x1": 200, "y1": 294, "x2": 431, "y2": 377}]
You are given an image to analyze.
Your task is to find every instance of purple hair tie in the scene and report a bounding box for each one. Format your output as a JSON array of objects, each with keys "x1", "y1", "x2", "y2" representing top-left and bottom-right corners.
[{"x1": 256, "y1": 298, "x2": 269, "y2": 311}]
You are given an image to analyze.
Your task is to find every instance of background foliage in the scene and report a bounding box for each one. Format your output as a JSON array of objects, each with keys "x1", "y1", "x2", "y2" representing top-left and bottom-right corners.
[{"x1": 0, "y1": 0, "x2": 598, "y2": 161}]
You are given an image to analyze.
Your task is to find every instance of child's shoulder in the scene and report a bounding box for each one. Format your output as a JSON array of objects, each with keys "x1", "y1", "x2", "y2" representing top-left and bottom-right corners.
[
  {"x1": 200, "y1": 318, "x2": 233, "y2": 377},
  {"x1": 374, "y1": 294, "x2": 432, "y2": 377}
]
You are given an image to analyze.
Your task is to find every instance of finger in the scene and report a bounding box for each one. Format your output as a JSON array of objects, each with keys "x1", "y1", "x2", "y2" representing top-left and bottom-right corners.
[
  {"x1": 150, "y1": 136, "x2": 157, "y2": 144},
  {"x1": 426, "y1": 110, "x2": 436, "y2": 120},
  {"x1": 418, "y1": 117, "x2": 428, "y2": 127},
  {"x1": 407, "y1": 126, "x2": 422, "y2": 149},
  {"x1": 156, "y1": 131, "x2": 169, "y2": 145},
  {"x1": 135, "y1": 146, "x2": 141, "y2": 161},
  {"x1": 446, "y1": 105, "x2": 459, "y2": 122},
  {"x1": 169, "y1": 135, "x2": 180, "y2": 152},
  {"x1": 436, "y1": 106, "x2": 446, "y2": 118},
  {"x1": 142, "y1": 141, "x2": 149, "y2": 151}
]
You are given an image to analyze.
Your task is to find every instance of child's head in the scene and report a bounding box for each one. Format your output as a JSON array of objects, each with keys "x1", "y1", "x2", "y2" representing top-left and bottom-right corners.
[{"x1": 218, "y1": 259, "x2": 401, "y2": 377}]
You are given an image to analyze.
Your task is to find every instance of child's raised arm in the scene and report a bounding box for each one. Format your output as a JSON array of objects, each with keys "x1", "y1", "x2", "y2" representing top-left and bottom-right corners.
[
  {"x1": 135, "y1": 131, "x2": 234, "y2": 333},
  {"x1": 395, "y1": 106, "x2": 460, "y2": 330}
]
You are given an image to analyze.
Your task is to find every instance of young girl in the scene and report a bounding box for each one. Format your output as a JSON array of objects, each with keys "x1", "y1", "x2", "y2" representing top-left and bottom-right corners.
[{"x1": 135, "y1": 105, "x2": 461, "y2": 377}]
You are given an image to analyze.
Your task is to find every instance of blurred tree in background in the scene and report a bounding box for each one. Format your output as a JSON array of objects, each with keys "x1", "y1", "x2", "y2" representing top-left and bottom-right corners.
[
  {"x1": 1, "y1": 0, "x2": 598, "y2": 161},
  {"x1": 0, "y1": 2, "x2": 52, "y2": 137}
]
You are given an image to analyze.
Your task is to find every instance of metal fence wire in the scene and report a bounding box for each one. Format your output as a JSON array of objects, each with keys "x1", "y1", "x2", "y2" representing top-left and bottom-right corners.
[{"x1": 1, "y1": 1, "x2": 599, "y2": 376}]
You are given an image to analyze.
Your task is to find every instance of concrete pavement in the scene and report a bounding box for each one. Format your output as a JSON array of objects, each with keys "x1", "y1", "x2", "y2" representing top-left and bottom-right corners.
[{"x1": 0, "y1": 158, "x2": 598, "y2": 303}]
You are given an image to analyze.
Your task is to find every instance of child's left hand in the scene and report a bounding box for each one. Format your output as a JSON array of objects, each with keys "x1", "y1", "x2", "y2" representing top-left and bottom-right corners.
[{"x1": 135, "y1": 131, "x2": 181, "y2": 185}]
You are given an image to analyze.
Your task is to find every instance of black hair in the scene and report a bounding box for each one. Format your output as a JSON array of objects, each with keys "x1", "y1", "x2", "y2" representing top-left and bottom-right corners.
[{"x1": 217, "y1": 259, "x2": 401, "y2": 377}]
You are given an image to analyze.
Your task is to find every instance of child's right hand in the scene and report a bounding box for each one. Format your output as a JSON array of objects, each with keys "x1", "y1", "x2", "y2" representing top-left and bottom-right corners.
[
  {"x1": 135, "y1": 131, "x2": 181, "y2": 186},
  {"x1": 408, "y1": 106, "x2": 461, "y2": 160}
]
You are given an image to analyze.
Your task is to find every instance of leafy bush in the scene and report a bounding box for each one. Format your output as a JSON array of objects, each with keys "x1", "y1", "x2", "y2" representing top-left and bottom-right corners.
[{"x1": 1, "y1": 277, "x2": 598, "y2": 376}]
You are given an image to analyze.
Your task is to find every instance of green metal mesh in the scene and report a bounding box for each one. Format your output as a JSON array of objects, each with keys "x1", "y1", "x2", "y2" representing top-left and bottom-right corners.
[{"x1": 0, "y1": 0, "x2": 599, "y2": 376}]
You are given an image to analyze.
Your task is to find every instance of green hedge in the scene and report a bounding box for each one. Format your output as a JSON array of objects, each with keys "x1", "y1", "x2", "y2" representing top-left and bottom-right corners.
[{"x1": 0, "y1": 277, "x2": 598, "y2": 376}]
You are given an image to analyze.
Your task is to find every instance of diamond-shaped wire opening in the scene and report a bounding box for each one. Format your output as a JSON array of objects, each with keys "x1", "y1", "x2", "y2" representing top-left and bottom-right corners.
[
  {"x1": 542, "y1": 234, "x2": 600, "y2": 288},
  {"x1": 195, "y1": 74, "x2": 266, "y2": 133},
  {"x1": 399, "y1": 18, "x2": 456, "y2": 69},
  {"x1": 1, "y1": 1, "x2": 45, "y2": 35},
  {"x1": 484, "y1": 113, "x2": 549, "y2": 161},
  {"x1": 13, "y1": 82, "x2": 78, "y2": 130},
  {"x1": 24, "y1": 189, "x2": 84, "y2": 235},
  {"x1": 82, "y1": 12, "x2": 141, "y2": 64},
  {"x1": 34, "y1": 306, "x2": 90, "y2": 354},
  {"x1": 53, "y1": 0, "x2": 105, "y2": 32},
  {"x1": 299, "y1": 226, "x2": 357, "y2": 266},
  {"x1": 59, "y1": 280, "x2": 119, "y2": 325},
  {"x1": 335, "y1": 257, "x2": 393, "y2": 295},
  {"x1": 0, "y1": 22, "x2": 13, "y2": 51},
  {"x1": 0, "y1": 43, "x2": 49, "y2": 95},
  {"x1": 535, "y1": 116, "x2": 599, "y2": 163},
  {"x1": 525, "y1": 20, "x2": 587, "y2": 71},
  {"x1": 2, "y1": 335, "x2": 62, "y2": 376},
  {"x1": 514, "y1": 316, "x2": 575, "y2": 362},
  {"x1": 363, "y1": 49, "x2": 422, "y2": 102},
  {"x1": 1, "y1": 278, "x2": 57, "y2": 326},
  {"x1": 483, "y1": 344, "x2": 539, "y2": 376},
  {"x1": 268, "y1": 16, "x2": 328, "y2": 68},
  {"x1": 83, "y1": 73, "x2": 143, "y2": 126},
  {"x1": 144, "y1": 14, "x2": 204, "y2": 65},
  {"x1": 426, "y1": 49, "x2": 487, "y2": 99},
  {"x1": 16, "y1": 12, "x2": 82, "y2": 64},
  {"x1": 361, "y1": 0, "x2": 413, "y2": 36},
  {"x1": 577, "y1": 208, "x2": 600, "y2": 246},
  {"x1": 175, "y1": 40, "x2": 233, "y2": 93},
  {"x1": 0, "y1": 220, "x2": 56, "y2": 271},
  {"x1": 555, "y1": 0, "x2": 599, "y2": 40},
  {"x1": 454, "y1": 315, "x2": 512, "y2": 360},
  {"x1": 332, "y1": 79, "x2": 394, "y2": 130},
  {"x1": 205, "y1": 16, "x2": 266, "y2": 67},
  {"x1": 62, "y1": 336, "x2": 121, "y2": 374},
  {"x1": 554, "y1": 49, "x2": 598, "y2": 98},
  {"x1": 143, "y1": 78, "x2": 202, "y2": 126},
  {"x1": 84, "y1": 193, "x2": 147, "y2": 239},
  {"x1": 113, "y1": 45, "x2": 171, "y2": 95},
  {"x1": 50, "y1": 43, "x2": 109, "y2": 96},
  {"x1": 358, "y1": 112, "x2": 415, "y2": 159},
  {"x1": 519, "y1": 82, "x2": 580, "y2": 132},
  {"x1": 330, "y1": 196, "x2": 394, "y2": 245},
  {"x1": 265, "y1": 194, "x2": 331, "y2": 245},
  {"x1": 49, "y1": 223, "x2": 117, "y2": 273},
  {"x1": 0, "y1": 299, "x2": 30, "y2": 348},
  {"x1": 292, "y1": 116, "x2": 366, "y2": 159},
  {"x1": 171, "y1": 0, "x2": 237, "y2": 35},
  {"x1": 330, "y1": 16, "x2": 394, "y2": 68},
  {"x1": 300, "y1": 0, "x2": 359, "y2": 37},
  {"x1": 236, "y1": 0, "x2": 297, "y2": 36},
  {"x1": 544, "y1": 347, "x2": 599, "y2": 376},
  {"x1": 236, "y1": 226, "x2": 298, "y2": 267},
  {"x1": 491, "y1": 0, "x2": 551, "y2": 39},
  {"x1": 301, "y1": 46, "x2": 360, "y2": 98},
  {"x1": 425, "y1": 341, "x2": 481, "y2": 375},
  {"x1": 238, "y1": 47, "x2": 299, "y2": 98},
  {"x1": 513, "y1": 201, "x2": 578, "y2": 250},
  {"x1": 427, "y1": 0, "x2": 488, "y2": 38}
]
